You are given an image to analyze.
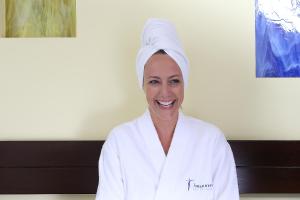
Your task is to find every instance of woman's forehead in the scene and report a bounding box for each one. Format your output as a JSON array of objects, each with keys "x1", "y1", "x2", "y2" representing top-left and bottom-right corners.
[{"x1": 144, "y1": 54, "x2": 183, "y2": 76}]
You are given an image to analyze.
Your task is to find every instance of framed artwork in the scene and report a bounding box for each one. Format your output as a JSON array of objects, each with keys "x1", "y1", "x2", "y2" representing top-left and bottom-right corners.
[
  {"x1": 256, "y1": 0, "x2": 300, "y2": 77},
  {"x1": 0, "y1": 0, "x2": 76, "y2": 38}
]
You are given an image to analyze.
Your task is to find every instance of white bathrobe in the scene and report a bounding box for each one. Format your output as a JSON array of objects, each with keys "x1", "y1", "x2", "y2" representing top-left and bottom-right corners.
[{"x1": 96, "y1": 110, "x2": 239, "y2": 200}]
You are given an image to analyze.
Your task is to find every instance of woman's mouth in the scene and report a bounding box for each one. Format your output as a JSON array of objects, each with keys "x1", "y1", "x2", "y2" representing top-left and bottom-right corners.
[{"x1": 156, "y1": 100, "x2": 176, "y2": 109}]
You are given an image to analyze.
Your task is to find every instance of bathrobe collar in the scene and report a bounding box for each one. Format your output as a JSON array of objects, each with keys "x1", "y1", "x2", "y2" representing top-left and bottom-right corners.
[{"x1": 137, "y1": 109, "x2": 191, "y2": 199}]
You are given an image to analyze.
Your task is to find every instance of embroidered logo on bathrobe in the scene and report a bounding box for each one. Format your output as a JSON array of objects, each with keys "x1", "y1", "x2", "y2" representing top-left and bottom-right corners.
[{"x1": 186, "y1": 178, "x2": 213, "y2": 191}]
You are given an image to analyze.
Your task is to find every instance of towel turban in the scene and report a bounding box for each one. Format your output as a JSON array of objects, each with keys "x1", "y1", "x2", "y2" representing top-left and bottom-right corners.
[{"x1": 136, "y1": 18, "x2": 189, "y2": 89}]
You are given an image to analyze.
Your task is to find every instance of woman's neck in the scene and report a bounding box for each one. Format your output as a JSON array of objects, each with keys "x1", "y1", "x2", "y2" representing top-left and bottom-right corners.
[{"x1": 149, "y1": 110, "x2": 179, "y2": 155}]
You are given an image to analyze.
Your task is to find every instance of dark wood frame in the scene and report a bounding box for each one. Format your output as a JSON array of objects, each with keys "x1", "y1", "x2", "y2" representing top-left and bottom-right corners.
[{"x1": 0, "y1": 141, "x2": 300, "y2": 194}]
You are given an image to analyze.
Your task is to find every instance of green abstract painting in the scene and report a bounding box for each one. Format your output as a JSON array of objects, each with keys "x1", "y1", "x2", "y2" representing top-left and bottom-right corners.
[{"x1": 0, "y1": 0, "x2": 76, "y2": 37}]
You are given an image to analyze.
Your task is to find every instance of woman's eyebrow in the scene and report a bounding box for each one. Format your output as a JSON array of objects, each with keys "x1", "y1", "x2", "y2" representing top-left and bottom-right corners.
[
  {"x1": 147, "y1": 76, "x2": 161, "y2": 79},
  {"x1": 168, "y1": 75, "x2": 180, "y2": 79}
]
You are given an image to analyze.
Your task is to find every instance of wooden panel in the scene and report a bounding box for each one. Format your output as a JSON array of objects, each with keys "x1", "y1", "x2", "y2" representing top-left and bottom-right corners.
[
  {"x1": 237, "y1": 168, "x2": 300, "y2": 193},
  {"x1": 0, "y1": 141, "x2": 103, "y2": 167},
  {"x1": 0, "y1": 141, "x2": 103, "y2": 194},
  {"x1": 229, "y1": 140, "x2": 300, "y2": 193},
  {"x1": 0, "y1": 168, "x2": 98, "y2": 194},
  {"x1": 0, "y1": 141, "x2": 300, "y2": 194},
  {"x1": 229, "y1": 140, "x2": 300, "y2": 167}
]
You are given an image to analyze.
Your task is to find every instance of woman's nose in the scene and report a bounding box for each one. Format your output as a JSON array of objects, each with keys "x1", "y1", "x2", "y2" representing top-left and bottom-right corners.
[{"x1": 160, "y1": 82, "x2": 170, "y2": 96}]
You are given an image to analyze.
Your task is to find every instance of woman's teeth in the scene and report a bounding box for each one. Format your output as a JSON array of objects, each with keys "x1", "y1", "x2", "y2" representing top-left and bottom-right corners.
[{"x1": 157, "y1": 100, "x2": 174, "y2": 107}]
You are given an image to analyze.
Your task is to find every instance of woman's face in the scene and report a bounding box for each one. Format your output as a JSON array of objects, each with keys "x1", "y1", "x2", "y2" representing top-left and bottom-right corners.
[{"x1": 143, "y1": 53, "x2": 184, "y2": 122}]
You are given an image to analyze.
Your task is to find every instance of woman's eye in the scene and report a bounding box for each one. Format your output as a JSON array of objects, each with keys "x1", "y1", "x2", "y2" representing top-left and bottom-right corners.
[
  {"x1": 169, "y1": 79, "x2": 180, "y2": 85},
  {"x1": 149, "y1": 80, "x2": 159, "y2": 85}
]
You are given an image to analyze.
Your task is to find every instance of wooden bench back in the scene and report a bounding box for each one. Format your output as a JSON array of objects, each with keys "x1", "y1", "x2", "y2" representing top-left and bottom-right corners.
[{"x1": 1, "y1": 141, "x2": 299, "y2": 194}]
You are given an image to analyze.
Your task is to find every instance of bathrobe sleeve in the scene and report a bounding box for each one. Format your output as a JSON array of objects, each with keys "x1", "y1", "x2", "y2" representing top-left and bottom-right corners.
[
  {"x1": 212, "y1": 132, "x2": 240, "y2": 200},
  {"x1": 95, "y1": 133, "x2": 124, "y2": 200}
]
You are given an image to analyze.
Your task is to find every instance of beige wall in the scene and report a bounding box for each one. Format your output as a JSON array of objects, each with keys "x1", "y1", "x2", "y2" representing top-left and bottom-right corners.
[{"x1": 0, "y1": 0, "x2": 299, "y2": 199}]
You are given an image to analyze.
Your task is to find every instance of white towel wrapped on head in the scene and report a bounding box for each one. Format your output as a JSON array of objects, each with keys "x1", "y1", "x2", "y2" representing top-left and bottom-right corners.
[{"x1": 136, "y1": 18, "x2": 189, "y2": 89}]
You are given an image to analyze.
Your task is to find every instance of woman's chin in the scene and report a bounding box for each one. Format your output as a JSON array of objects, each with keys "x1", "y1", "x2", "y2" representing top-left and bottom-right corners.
[{"x1": 151, "y1": 107, "x2": 179, "y2": 122}]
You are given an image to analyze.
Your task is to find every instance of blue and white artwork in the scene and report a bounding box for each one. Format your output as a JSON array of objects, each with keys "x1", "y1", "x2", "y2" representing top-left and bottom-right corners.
[{"x1": 256, "y1": 0, "x2": 300, "y2": 77}]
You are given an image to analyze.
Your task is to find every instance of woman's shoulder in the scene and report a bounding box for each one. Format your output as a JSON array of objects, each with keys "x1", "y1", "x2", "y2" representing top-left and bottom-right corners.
[
  {"x1": 183, "y1": 114, "x2": 221, "y2": 132},
  {"x1": 106, "y1": 119, "x2": 136, "y2": 138},
  {"x1": 182, "y1": 114, "x2": 227, "y2": 142},
  {"x1": 104, "y1": 114, "x2": 143, "y2": 143}
]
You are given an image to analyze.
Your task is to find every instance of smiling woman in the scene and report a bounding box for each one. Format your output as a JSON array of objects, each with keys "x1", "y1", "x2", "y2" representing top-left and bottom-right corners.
[
  {"x1": 143, "y1": 52, "x2": 185, "y2": 154},
  {"x1": 95, "y1": 18, "x2": 240, "y2": 200},
  {"x1": 3, "y1": 0, "x2": 76, "y2": 37}
]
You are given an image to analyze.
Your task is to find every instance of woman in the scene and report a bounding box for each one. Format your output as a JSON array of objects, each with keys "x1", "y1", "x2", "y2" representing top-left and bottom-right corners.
[{"x1": 96, "y1": 19, "x2": 239, "y2": 200}]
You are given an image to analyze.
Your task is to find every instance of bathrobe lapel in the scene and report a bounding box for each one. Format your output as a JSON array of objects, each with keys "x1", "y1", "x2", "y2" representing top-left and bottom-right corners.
[
  {"x1": 138, "y1": 110, "x2": 191, "y2": 200},
  {"x1": 154, "y1": 112, "x2": 191, "y2": 200},
  {"x1": 137, "y1": 110, "x2": 166, "y2": 183}
]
